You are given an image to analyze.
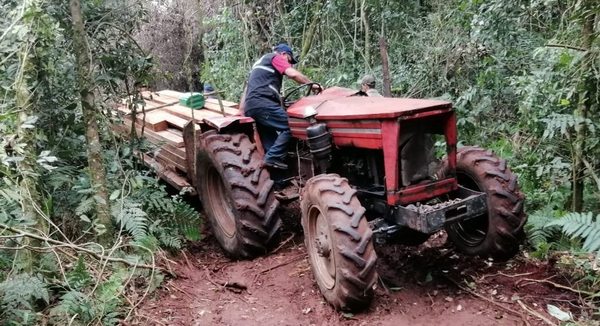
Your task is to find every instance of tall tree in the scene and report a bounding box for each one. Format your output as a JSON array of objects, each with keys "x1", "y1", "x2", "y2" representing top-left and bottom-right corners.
[
  {"x1": 13, "y1": 0, "x2": 49, "y2": 270},
  {"x1": 571, "y1": 0, "x2": 597, "y2": 211},
  {"x1": 360, "y1": 0, "x2": 370, "y2": 69},
  {"x1": 379, "y1": 36, "x2": 391, "y2": 97},
  {"x1": 70, "y1": 0, "x2": 114, "y2": 245},
  {"x1": 300, "y1": 0, "x2": 325, "y2": 61}
]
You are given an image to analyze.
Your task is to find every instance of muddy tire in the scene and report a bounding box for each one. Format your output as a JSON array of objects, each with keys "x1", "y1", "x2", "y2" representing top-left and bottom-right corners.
[
  {"x1": 197, "y1": 131, "x2": 280, "y2": 259},
  {"x1": 301, "y1": 174, "x2": 377, "y2": 311},
  {"x1": 439, "y1": 146, "x2": 526, "y2": 260}
]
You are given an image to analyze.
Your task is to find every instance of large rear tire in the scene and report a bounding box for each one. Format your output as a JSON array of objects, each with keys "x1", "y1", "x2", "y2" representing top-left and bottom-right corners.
[
  {"x1": 197, "y1": 131, "x2": 280, "y2": 258},
  {"x1": 301, "y1": 174, "x2": 377, "y2": 311},
  {"x1": 439, "y1": 146, "x2": 526, "y2": 260}
]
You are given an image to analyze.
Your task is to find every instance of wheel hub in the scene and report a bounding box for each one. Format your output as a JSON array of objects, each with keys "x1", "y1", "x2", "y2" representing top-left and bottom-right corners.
[
  {"x1": 316, "y1": 233, "x2": 331, "y2": 258},
  {"x1": 206, "y1": 166, "x2": 236, "y2": 238},
  {"x1": 307, "y1": 206, "x2": 336, "y2": 290}
]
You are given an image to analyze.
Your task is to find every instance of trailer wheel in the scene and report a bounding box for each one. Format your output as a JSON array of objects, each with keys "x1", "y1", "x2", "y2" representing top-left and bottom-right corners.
[
  {"x1": 301, "y1": 174, "x2": 377, "y2": 311},
  {"x1": 438, "y1": 146, "x2": 526, "y2": 260},
  {"x1": 197, "y1": 131, "x2": 280, "y2": 258}
]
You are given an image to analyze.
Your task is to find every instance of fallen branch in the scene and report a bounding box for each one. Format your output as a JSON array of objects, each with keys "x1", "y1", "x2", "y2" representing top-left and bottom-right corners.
[
  {"x1": 516, "y1": 278, "x2": 596, "y2": 297},
  {"x1": 134, "y1": 312, "x2": 168, "y2": 326},
  {"x1": 181, "y1": 250, "x2": 194, "y2": 270},
  {"x1": 168, "y1": 282, "x2": 194, "y2": 300},
  {"x1": 253, "y1": 255, "x2": 305, "y2": 284},
  {"x1": 582, "y1": 157, "x2": 600, "y2": 194},
  {"x1": 270, "y1": 233, "x2": 296, "y2": 254},
  {"x1": 0, "y1": 223, "x2": 173, "y2": 275},
  {"x1": 545, "y1": 43, "x2": 587, "y2": 52},
  {"x1": 203, "y1": 266, "x2": 247, "y2": 294},
  {"x1": 479, "y1": 271, "x2": 535, "y2": 280},
  {"x1": 443, "y1": 276, "x2": 527, "y2": 322},
  {"x1": 378, "y1": 275, "x2": 391, "y2": 295},
  {"x1": 257, "y1": 255, "x2": 304, "y2": 275},
  {"x1": 517, "y1": 300, "x2": 557, "y2": 326}
]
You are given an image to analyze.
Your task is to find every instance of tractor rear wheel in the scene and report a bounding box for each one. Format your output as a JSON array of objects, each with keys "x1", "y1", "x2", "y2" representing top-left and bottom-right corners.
[
  {"x1": 439, "y1": 146, "x2": 526, "y2": 260},
  {"x1": 197, "y1": 131, "x2": 280, "y2": 258},
  {"x1": 301, "y1": 174, "x2": 377, "y2": 311}
]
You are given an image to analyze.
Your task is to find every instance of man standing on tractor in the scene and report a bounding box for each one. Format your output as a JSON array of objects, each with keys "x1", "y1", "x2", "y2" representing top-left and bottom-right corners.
[
  {"x1": 360, "y1": 74, "x2": 382, "y2": 97},
  {"x1": 242, "y1": 43, "x2": 320, "y2": 170}
]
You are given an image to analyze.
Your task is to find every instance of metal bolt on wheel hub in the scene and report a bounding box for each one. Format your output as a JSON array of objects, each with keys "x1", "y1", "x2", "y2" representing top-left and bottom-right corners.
[{"x1": 308, "y1": 207, "x2": 336, "y2": 290}]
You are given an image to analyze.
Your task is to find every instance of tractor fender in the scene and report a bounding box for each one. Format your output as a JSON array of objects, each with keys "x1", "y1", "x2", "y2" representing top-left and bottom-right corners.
[
  {"x1": 183, "y1": 115, "x2": 257, "y2": 188},
  {"x1": 200, "y1": 115, "x2": 257, "y2": 146},
  {"x1": 202, "y1": 115, "x2": 254, "y2": 132}
]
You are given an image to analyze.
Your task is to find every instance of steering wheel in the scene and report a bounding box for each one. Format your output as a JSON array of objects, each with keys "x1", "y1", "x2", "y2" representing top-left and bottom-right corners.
[{"x1": 282, "y1": 82, "x2": 323, "y2": 107}]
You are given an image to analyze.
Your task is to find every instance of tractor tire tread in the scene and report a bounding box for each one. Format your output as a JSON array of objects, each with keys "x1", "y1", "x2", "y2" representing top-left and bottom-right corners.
[
  {"x1": 302, "y1": 174, "x2": 377, "y2": 311},
  {"x1": 440, "y1": 146, "x2": 526, "y2": 260},
  {"x1": 197, "y1": 131, "x2": 280, "y2": 259}
]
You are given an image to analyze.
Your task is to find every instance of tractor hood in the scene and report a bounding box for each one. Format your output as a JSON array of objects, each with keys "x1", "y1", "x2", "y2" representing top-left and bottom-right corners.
[{"x1": 286, "y1": 87, "x2": 452, "y2": 120}]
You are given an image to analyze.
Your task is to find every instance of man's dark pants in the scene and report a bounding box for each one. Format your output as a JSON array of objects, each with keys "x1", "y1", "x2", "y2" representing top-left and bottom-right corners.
[{"x1": 244, "y1": 103, "x2": 291, "y2": 165}]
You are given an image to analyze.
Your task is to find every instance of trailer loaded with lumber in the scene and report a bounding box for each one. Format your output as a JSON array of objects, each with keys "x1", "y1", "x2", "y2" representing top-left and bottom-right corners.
[{"x1": 112, "y1": 89, "x2": 246, "y2": 195}]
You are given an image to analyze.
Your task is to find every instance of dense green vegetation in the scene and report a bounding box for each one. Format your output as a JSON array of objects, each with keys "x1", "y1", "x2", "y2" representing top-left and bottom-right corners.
[
  {"x1": 0, "y1": 0, "x2": 199, "y2": 324},
  {"x1": 0, "y1": 0, "x2": 598, "y2": 324}
]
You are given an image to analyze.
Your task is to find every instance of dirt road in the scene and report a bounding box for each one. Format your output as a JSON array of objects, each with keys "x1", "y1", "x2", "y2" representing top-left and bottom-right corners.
[{"x1": 137, "y1": 226, "x2": 576, "y2": 326}]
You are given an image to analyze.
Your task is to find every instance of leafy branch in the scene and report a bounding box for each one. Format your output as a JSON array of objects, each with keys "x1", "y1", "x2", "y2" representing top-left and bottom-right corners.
[{"x1": 0, "y1": 223, "x2": 169, "y2": 274}]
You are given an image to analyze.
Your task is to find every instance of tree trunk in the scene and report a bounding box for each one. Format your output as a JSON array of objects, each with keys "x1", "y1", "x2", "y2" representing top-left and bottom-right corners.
[
  {"x1": 360, "y1": 0, "x2": 370, "y2": 69},
  {"x1": 15, "y1": 58, "x2": 46, "y2": 234},
  {"x1": 300, "y1": 0, "x2": 325, "y2": 62},
  {"x1": 379, "y1": 37, "x2": 392, "y2": 97},
  {"x1": 14, "y1": 8, "x2": 48, "y2": 269},
  {"x1": 182, "y1": 1, "x2": 203, "y2": 92},
  {"x1": 14, "y1": 1, "x2": 48, "y2": 272},
  {"x1": 70, "y1": 0, "x2": 114, "y2": 245},
  {"x1": 571, "y1": 4, "x2": 596, "y2": 212}
]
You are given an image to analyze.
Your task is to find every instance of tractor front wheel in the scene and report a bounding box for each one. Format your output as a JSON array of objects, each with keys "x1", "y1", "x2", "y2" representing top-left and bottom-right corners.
[
  {"x1": 439, "y1": 146, "x2": 526, "y2": 260},
  {"x1": 301, "y1": 174, "x2": 377, "y2": 311}
]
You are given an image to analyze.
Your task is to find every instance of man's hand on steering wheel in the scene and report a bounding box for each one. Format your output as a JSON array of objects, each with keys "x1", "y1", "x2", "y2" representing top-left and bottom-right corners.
[
  {"x1": 310, "y1": 83, "x2": 323, "y2": 94},
  {"x1": 282, "y1": 82, "x2": 323, "y2": 107}
]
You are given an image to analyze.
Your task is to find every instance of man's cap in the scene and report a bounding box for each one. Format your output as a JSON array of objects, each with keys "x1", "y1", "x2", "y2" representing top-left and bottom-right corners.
[
  {"x1": 274, "y1": 43, "x2": 298, "y2": 64},
  {"x1": 360, "y1": 74, "x2": 376, "y2": 87}
]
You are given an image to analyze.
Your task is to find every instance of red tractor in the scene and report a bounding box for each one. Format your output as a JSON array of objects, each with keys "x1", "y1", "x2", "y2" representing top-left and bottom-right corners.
[{"x1": 194, "y1": 85, "x2": 526, "y2": 311}]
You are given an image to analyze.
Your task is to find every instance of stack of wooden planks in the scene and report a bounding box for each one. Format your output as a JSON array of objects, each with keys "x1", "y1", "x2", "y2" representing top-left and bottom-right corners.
[{"x1": 112, "y1": 89, "x2": 239, "y2": 193}]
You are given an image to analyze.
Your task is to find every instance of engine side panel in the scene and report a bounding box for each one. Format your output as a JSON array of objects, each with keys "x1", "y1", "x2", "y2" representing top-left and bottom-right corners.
[{"x1": 289, "y1": 118, "x2": 383, "y2": 149}]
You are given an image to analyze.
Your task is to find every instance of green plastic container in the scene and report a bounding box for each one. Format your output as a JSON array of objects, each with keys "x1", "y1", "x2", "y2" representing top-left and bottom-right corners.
[{"x1": 179, "y1": 93, "x2": 205, "y2": 109}]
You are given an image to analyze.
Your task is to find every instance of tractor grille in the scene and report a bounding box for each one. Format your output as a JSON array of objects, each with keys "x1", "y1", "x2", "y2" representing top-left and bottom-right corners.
[{"x1": 399, "y1": 132, "x2": 437, "y2": 187}]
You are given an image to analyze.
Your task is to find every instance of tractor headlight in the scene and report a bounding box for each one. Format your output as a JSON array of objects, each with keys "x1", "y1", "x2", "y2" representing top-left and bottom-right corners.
[{"x1": 303, "y1": 105, "x2": 317, "y2": 118}]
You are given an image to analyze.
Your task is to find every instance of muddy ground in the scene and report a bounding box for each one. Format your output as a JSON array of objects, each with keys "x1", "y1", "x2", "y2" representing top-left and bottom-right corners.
[{"x1": 136, "y1": 211, "x2": 580, "y2": 326}]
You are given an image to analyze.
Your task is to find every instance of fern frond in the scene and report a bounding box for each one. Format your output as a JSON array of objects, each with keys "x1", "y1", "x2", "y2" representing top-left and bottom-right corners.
[
  {"x1": 111, "y1": 200, "x2": 148, "y2": 240},
  {"x1": 171, "y1": 202, "x2": 201, "y2": 241},
  {"x1": 541, "y1": 114, "x2": 595, "y2": 140},
  {"x1": 525, "y1": 209, "x2": 558, "y2": 247},
  {"x1": 75, "y1": 196, "x2": 95, "y2": 217},
  {"x1": 66, "y1": 257, "x2": 92, "y2": 291},
  {"x1": 0, "y1": 273, "x2": 49, "y2": 313},
  {"x1": 132, "y1": 235, "x2": 160, "y2": 252},
  {"x1": 547, "y1": 212, "x2": 600, "y2": 252},
  {"x1": 52, "y1": 290, "x2": 95, "y2": 322},
  {"x1": 158, "y1": 230, "x2": 182, "y2": 249},
  {"x1": 135, "y1": 186, "x2": 173, "y2": 213}
]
